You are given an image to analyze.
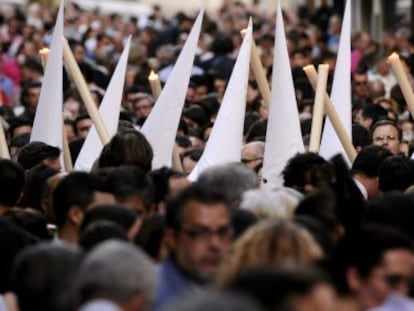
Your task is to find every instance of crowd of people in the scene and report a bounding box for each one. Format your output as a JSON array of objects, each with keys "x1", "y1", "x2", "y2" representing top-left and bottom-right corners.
[{"x1": 2, "y1": 0, "x2": 414, "y2": 310}]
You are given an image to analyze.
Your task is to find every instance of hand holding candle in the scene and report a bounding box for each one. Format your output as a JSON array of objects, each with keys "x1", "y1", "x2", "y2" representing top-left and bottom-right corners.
[{"x1": 148, "y1": 70, "x2": 162, "y2": 101}]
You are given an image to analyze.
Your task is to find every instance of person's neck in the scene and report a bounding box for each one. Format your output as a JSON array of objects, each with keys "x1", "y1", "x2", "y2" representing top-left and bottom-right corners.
[
  {"x1": 58, "y1": 225, "x2": 78, "y2": 245},
  {"x1": 0, "y1": 204, "x2": 10, "y2": 216}
]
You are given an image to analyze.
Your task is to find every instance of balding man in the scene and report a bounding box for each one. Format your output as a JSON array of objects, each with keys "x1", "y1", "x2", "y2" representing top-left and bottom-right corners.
[{"x1": 241, "y1": 141, "x2": 265, "y2": 173}]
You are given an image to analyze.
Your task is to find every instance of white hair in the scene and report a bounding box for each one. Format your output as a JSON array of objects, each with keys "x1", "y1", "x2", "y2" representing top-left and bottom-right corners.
[{"x1": 240, "y1": 188, "x2": 302, "y2": 219}]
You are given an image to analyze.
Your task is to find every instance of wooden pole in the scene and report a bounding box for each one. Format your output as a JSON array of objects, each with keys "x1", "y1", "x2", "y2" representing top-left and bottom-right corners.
[
  {"x1": 241, "y1": 29, "x2": 271, "y2": 108},
  {"x1": 62, "y1": 37, "x2": 110, "y2": 145},
  {"x1": 309, "y1": 64, "x2": 329, "y2": 153},
  {"x1": 303, "y1": 65, "x2": 357, "y2": 163},
  {"x1": 388, "y1": 52, "x2": 414, "y2": 119}
]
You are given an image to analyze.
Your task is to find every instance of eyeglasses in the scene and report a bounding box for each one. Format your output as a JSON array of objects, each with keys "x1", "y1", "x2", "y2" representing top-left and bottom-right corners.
[
  {"x1": 241, "y1": 157, "x2": 263, "y2": 164},
  {"x1": 180, "y1": 226, "x2": 233, "y2": 241},
  {"x1": 373, "y1": 135, "x2": 398, "y2": 143}
]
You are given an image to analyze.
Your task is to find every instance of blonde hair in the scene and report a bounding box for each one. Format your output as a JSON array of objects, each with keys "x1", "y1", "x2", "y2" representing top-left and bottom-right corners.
[{"x1": 218, "y1": 219, "x2": 323, "y2": 285}]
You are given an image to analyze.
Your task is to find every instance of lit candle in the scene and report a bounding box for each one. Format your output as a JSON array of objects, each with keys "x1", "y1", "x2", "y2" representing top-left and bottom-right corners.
[
  {"x1": 303, "y1": 65, "x2": 357, "y2": 163},
  {"x1": 39, "y1": 48, "x2": 50, "y2": 68},
  {"x1": 388, "y1": 52, "x2": 414, "y2": 119},
  {"x1": 148, "y1": 70, "x2": 162, "y2": 100}
]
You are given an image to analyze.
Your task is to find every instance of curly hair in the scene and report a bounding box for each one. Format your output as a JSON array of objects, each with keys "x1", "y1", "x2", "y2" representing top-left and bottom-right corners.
[{"x1": 217, "y1": 219, "x2": 323, "y2": 286}]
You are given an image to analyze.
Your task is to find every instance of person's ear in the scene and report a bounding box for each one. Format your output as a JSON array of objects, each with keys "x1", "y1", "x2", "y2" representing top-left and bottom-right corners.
[
  {"x1": 68, "y1": 205, "x2": 84, "y2": 226},
  {"x1": 347, "y1": 267, "x2": 363, "y2": 291},
  {"x1": 164, "y1": 228, "x2": 178, "y2": 251}
]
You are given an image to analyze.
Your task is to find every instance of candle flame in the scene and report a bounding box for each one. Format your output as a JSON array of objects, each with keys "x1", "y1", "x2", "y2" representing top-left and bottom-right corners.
[{"x1": 148, "y1": 70, "x2": 159, "y2": 81}]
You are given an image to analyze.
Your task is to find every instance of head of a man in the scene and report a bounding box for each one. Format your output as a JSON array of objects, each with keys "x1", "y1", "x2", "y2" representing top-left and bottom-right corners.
[
  {"x1": 352, "y1": 71, "x2": 368, "y2": 100},
  {"x1": 351, "y1": 145, "x2": 392, "y2": 198},
  {"x1": 52, "y1": 171, "x2": 115, "y2": 243},
  {"x1": 165, "y1": 185, "x2": 232, "y2": 283},
  {"x1": 371, "y1": 120, "x2": 401, "y2": 155},
  {"x1": 340, "y1": 225, "x2": 414, "y2": 310},
  {"x1": 241, "y1": 141, "x2": 265, "y2": 173},
  {"x1": 17, "y1": 141, "x2": 61, "y2": 171},
  {"x1": 74, "y1": 114, "x2": 93, "y2": 139},
  {"x1": 77, "y1": 240, "x2": 156, "y2": 311}
]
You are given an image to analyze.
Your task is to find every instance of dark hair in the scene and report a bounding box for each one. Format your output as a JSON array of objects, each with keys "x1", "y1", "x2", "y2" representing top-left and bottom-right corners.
[
  {"x1": 17, "y1": 142, "x2": 60, "y2": 170},
  {"x1": 352, "y1": 124, "x2": 372, "y2": 149},
  {"x1": 245, "y1": 118, "x2": 267, "y2": 143},
  {"x1": 98, "y1": 129, "x2": 153, "y2": 172},
  {"x1": 20, "y1": 81, "x2": 42, "y2": 109},
  {"x1": 106, "y1": 166, "x2": 154, "y2": 212},
  {"x1": 166, "y1": 185, "x2": 229, "y2": 230},
  {"x1": 183, "y1": 105, "x2": 209, "y2": 129},
  {"x1": 0, "y1": 159, "x2": 25, "y2": 207},
  {"x1": 52, "y1": 172, "x2": 105, "y2": 228},
  {"x1": 361, "y1": 104, "x2": 388, "y2": 128},
  {"x1": 2, "y1": 208, "x2": 51, "y2": 240},
  {"x1": 0, "y1": 219, "x2": 37, "y2": 293},
  {"x1": 81, "y1": 204, "x2": 139, "y2": 233},
  {"x1": 227, "y1": 266, "x2": 329, "y2": 311},
  {"x1": 74, "y1": 113, "x2": 91, "y2": 135},
  {"x1": 134, "y1": 215, "x2": 165, "y2": 260},
  {"x1": 7, "y1": 117, "x2": 33, "y2": 138},
  {"x1": 351, "y1": 145, "x2": 392, "y2": 177},
  {"x1": 379, "y1": 156, "x2": 414, "y2": 192},
  {"x1": 9, "y1": 133, "x2": 31, "y2": 149},
  {"x1": 149, "y1": 167, "x2": 185, "y2": 205},
  {"x1": 294, "y1": 189, "x2": 340, "y2": 244},
  {"x1": 282, "y1": 152, "x2": 327, "y2": 191},
  {"x1": 181, "y1": 148, "x2": 203, "y2": 163},
  {"x1": 79, "y1": 221, "x2": 128, "y2": 252},
  {"x1": 366, "y1": 193, "x2": 414, "y2": 240},
  {"x1": 331, "y1": 224, "x2": 414, "y2": 294},
  {"x1": 19, "y1": 164, "x2": 59, "y2": 212},
  {"x1": 12, "y1": 243, "x2": 82, "y2": 311}
]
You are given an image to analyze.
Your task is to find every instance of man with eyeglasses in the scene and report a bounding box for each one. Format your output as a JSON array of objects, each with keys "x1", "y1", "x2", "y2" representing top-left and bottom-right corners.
[
  {"x1": 241, "y1": 141, "x2": 264, "y2": 174},
  {"x1": 154, "y1": 185, "x2": 232, "y2": 310},
  {"x1": 334, "y1": 224, "x2": 414, "y2": 311},
  {"x1": 371, "y1": 120, "x2": 401, "y2": 156}
]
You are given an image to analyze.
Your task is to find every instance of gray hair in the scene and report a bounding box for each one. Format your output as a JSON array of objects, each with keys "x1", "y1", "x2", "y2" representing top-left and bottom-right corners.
[
  {"x1": 240, "y1": 188, "x2": 301, "y2": 219},
  {"x1": 197, "y1": 163, "x2": 259, "y2": 205},
  {"x1": 77, "y1": 240, "x2": 157, "y2": 305}
]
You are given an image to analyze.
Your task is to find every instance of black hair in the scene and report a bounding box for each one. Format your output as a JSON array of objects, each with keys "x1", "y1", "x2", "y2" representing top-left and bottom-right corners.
[
  {"x1": 134, "y1": 215, "x2": 165, "y2": 260},
  {"x1": 379, "y1": 156, "x2": 414, "y2": 192},
  {"x1": 149, "y1": 167, "x2": 185, "y2": 205},
  {"x1": 80, "y1": 204, "x2": 139, "y2": 233},
  {"x1": 166, "y1": 184, "x2": 229, "y2": 230},
  {"x1": 352, "y1": 123, "x2": 372, "y2": 149},
  {"x1": 371, "y1": 119, "x2": 402, "y2": 141},
  {"x1": 79, "y1": 221, "x2": 128, "y2": 252},
  {"x1": 98, "y1": 129, "x2": 153, "y2": 173},
  {"x1": 12, "y1": 243, "x2": 82, "y2": 311},
  {"x1": 227, "y1": 266, "x2": 329, "y2": 311},
  {"x1": 351, "y1": 145, "x2": 392, "y2": 177},
  {"x1": 106, "y1": 166, "x2": 154, "y2": 212},
  {"x1": 0, "y1": 159, "x2": 25, "y2": 207},
  {"x1": 17, "y1": 142, "x2": 60, "y2": 170},
  {"x1": 52, "y1": 172, "x2": 106, "y2": 228},
  {"x1": 282, "y1": 152, "x2": 327, "y2": 191}
]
